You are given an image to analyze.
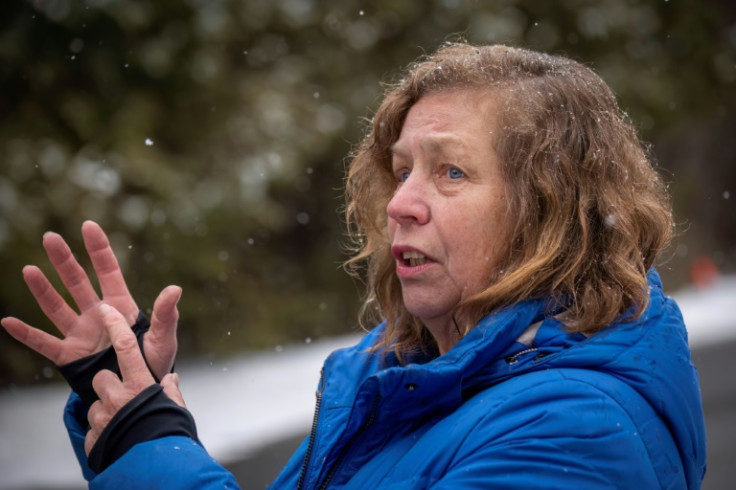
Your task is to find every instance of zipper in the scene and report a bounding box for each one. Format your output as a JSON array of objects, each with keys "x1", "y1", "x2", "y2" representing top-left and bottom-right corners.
[
  {"x1": 318, "y1": 394, "x2": 381, "y2": 490},
  {"x1": 297, "y1": 368, "x2": 325, "y2": 490},
  {"x1": 505, "y1": 347, "x2": 539, "y2": 365}
]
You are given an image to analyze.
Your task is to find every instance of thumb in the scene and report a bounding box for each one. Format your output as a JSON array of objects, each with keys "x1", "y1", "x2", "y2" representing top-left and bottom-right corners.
[
  {"x1": 160, "y1": 373, "x2": 187, "y2": 408},
  {"x1": 145, "y1": 285, "x2": 181, "y2": 379},
  {"x1": 150, "y1": 285, "x2": 181, "y2": 338}
]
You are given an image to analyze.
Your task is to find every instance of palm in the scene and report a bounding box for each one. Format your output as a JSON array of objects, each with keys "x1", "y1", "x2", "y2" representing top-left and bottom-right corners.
[
  {"x1": 57, "y1": 292, "x2": 139, "y2": 365},
  {"x1": 1, "y1": 221, "x2": 178, "y2": 379}
]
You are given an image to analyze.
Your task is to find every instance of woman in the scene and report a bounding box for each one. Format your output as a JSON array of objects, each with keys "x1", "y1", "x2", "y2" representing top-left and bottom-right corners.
[{"x1": 2, "y1": 43, "x2": 706, "y2": 488}]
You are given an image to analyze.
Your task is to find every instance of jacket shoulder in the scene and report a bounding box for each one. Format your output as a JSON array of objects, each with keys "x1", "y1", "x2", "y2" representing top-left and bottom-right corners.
[{"x1": 445, "y1": 368, "x2": 684, "y2": 488}]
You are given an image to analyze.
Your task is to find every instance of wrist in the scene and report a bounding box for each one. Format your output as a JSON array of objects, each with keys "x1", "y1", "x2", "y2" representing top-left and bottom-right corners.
[
  {"x1": 58, "y1": 311, "x2": 154, "y2": 405},
  {"x1": 87, "y1": 383, "x2": 198, "y2": 473}
]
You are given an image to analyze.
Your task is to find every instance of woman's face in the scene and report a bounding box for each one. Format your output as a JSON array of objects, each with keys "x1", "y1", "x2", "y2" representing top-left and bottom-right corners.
[{"x1": 387, "y1": 90, "x2": 509, "y2": 352}]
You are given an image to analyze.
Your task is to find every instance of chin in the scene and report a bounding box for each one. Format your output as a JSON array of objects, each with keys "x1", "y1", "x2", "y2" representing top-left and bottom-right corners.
[{"x1": 403, "y1": 303, "x2": 452, "y2": 328}]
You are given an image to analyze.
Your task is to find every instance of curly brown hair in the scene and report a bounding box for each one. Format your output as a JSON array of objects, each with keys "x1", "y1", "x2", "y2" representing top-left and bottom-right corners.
[{"x1": 344, "y1": 43, "x2": 673, "y2": 359}]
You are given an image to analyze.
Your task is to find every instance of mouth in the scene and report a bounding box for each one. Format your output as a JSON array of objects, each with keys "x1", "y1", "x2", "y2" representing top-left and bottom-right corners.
[
  {"x1": 392, "y1": 246, "x2": 435, "y2": 270},
  {"x1": 401, "y1": 250, "x2": 431, "y2": 267}
]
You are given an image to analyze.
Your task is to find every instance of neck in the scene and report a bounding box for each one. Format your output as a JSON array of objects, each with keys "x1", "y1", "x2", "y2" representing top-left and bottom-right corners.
[{"x1": 425, "y1": 315, "x2": 463, "y2": 355}]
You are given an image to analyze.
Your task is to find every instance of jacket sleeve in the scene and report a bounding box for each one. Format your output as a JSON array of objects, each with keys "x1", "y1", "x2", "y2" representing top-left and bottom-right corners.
[
  {"x1": 88, "y1": 436, "x2": 240, "y2": 490},
  {"x1": 427, "y1": 369, "x2": 680, "y2": 489},
  {"x1": 63, "y1": 391, "x2": 96, "y2": 481},
  {"x1": 63, "y1": 391, "x2": 241, "y2": 489}
]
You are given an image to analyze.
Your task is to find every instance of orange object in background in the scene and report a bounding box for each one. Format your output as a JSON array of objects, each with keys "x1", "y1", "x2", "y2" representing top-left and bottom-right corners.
[{"x1": 689, "y1": 256, "x2": 720, "y2": 287}]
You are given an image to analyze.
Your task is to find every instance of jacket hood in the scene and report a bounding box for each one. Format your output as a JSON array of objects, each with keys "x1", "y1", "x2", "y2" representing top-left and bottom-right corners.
[{"x1": 475, "y1": 269, "x2": 707, "y2": 487}]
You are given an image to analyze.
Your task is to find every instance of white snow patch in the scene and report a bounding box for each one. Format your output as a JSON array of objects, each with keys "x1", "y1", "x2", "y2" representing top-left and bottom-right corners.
[{"x1": 669, "y1": 275, "x2": 736, "y2": 348}]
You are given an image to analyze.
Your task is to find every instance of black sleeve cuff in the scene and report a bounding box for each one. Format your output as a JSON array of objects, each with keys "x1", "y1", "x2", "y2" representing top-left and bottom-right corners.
[
  {"x1": 87, "y1": 383, "x2": 199, "y2": 473},
  {"x1": 58, "y1": 311, "x2": 152, "y2": 406}
]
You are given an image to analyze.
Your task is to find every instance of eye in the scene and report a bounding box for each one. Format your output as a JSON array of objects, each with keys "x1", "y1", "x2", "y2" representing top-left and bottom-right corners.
[
  {"x1": 397, "y1": 170, "x2": 411, "y2": 182},
  {"x1": 447, "y1": 167, "x2": 465, "y2": 179}
]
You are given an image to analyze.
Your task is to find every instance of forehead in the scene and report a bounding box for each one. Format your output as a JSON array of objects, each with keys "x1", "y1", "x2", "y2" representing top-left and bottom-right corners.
[{"x1": 391, "y1": 90, "x2": 498, "y2": 156}]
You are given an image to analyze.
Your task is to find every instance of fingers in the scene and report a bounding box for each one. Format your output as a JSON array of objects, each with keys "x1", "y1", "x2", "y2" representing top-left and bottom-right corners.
[
  {"x1": 99, "y1": 305, "x2": 154, "y2": 387},
  {"x1": 85, "y1": 372, "x2": 185, "y2": 456},
  {"x1": 161, "y1": 373, "x2": 187, "y2": 408},
  {"x1": 91, "y1": 369, "x2": 122, "y2": 407},
  {"x1": 84, "y1": 428, "x2": 98, "y2": 455},
  {"x1": 86, "y1": 369, "x2": 121, "y2": 456},
  {"x1": 22, "y1": 265, "x2": 80, "y2": 335},
  {"x1": 85, "y1": 399, "x2": 107, "y2": 455},
  {"x1": 144, "y1": 286, "x2": 181, "y2": 378},
  {"x1": 82, "y1": 221, "x2": 138, "y2": 323},
  {"x1": 43, "y1": 231, "x2": 100, "y2": 312},
  {"x1": 149, "y1": 286, "x2": 181, "y2": 341},
  {"x1": 1, "y1": 316, "x2": 64, "y2": 364}
]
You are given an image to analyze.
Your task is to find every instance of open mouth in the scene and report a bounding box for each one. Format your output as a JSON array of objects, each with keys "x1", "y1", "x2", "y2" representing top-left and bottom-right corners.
[{"x1": 402, "y1": 251, "x2": 430, "y2": 267}]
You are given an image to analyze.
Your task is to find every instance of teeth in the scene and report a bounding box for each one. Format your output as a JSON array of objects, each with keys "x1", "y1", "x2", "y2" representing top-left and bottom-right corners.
[{"x1": 402, "y1": 251, "x2": 429, "y2": 267}]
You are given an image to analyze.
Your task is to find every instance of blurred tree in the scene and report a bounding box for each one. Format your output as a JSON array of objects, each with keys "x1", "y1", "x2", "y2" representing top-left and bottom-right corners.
[{"x1": 1, "y1": 0, "x2": 734, "y2": 386}]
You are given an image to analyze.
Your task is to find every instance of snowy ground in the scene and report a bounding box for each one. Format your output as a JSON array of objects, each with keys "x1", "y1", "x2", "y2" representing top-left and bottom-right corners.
[{"x1": 1, "y1": 277, "x2": 734, "y2": 490}]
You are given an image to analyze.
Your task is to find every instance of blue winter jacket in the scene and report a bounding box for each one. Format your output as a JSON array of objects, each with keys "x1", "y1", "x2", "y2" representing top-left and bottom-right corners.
[{"x1": 64, "y1": 270, "x2": 707, "y2": 488}]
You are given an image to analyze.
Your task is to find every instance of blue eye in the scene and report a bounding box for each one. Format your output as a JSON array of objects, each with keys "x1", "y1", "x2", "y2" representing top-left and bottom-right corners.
[
  {"x1": 447, "y1": 167, "x2": 464, "y2": 179},
  {"x1": 398, "y1": 170, "x2": 410, "y2": 182}
]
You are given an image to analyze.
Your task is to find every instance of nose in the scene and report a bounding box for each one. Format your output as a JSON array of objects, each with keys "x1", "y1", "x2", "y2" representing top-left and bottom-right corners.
[{"x1": 386, "y1": 173, "x2": 430, "y2": 226}]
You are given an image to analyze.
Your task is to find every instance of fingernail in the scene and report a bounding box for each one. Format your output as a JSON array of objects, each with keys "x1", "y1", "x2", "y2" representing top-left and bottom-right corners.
[{"x1": 98, "y1": 304, "x2": 113, "y2": 315}]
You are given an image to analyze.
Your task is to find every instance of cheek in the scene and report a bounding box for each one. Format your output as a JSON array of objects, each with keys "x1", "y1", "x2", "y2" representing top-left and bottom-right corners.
[{"x1": 470, "y1": 204, "x2": 509, "y2": 268}]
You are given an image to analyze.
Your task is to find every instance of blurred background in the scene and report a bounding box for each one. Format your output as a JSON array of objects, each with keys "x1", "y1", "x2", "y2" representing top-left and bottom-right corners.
[
  {"x1": 2, "y1": 0, "x2": 734, "y2": 387},
  {"x1": 0, "y1": 0, "x2": 734, "y2": 486}
]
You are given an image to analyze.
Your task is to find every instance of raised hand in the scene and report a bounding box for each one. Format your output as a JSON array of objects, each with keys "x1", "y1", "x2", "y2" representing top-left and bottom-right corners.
[
  {"x1": 85, "y1": 304, "x2": 187, "y2": 456},
  {"x1": 1, "y1": 221, "x2": 179, "y2": 380}
]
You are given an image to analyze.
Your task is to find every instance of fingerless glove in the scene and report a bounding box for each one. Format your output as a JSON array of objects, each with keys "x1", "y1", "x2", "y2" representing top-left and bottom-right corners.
[
  {"x1": 58, "y1": 312, "x2": 159, "y2": 406},
  {"x1": 87, "y1": 383, "x2": 199, "y2": 473}
]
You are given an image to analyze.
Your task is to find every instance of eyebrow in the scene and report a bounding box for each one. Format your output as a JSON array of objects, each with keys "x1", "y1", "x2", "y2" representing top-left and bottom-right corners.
[{"x1": 391, "y1": 134, "x2": 467, "y2": 159}]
